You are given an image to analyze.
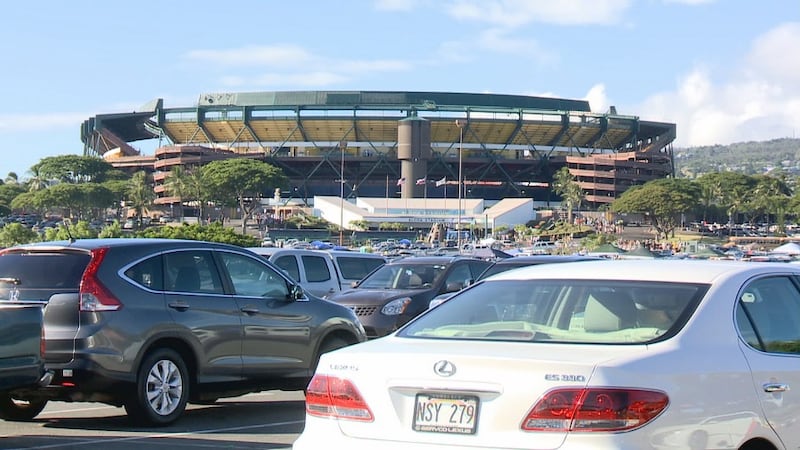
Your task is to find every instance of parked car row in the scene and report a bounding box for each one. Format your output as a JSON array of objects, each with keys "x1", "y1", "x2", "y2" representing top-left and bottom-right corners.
[
  {"x1": 8, "y1": 236, "x2": 800, "y2": 450},
  {"x1": 0, "y1": 238, "x2": 367, "y2": 425},
  {"x1": 295, "y1": 259, "x2": 800, "y2": 449}
]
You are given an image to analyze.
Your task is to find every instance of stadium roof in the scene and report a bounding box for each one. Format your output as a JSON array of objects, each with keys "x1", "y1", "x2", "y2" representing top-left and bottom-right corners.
[{"x1": 81, "y1": 90, "x2": 675, "y2": 158}]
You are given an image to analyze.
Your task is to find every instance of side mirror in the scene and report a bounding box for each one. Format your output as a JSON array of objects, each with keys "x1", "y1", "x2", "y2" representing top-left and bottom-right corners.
[
  {"x1": 445, "y1": 281, "x2": 464, "y2": 293},
  {"x1": 351, "y1": 281, "x2": 360, "y2": 288},
  {"x1": 291, "y1": 284, "x2": 305, "y2": 300},
  {"x1": 429, "y1": 294, "x2": 453, "y2": 309}
]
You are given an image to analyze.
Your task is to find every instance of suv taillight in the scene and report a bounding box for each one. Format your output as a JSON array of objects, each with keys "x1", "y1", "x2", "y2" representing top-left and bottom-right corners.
[
  {"x1": 305, "y1": 374, "x2": 373, "y2": 421},
  {"x1": 522, "y1": 388, "x2": 668, "y2": 432},
  {"x1": 79, "y1": 248, "x2": 122, "y2": 312}
]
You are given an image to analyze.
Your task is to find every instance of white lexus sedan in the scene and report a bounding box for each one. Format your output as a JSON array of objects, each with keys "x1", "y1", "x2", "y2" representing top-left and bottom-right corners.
[{"x1": 293, "y1": 259, "x2": 800, "y2": 450}]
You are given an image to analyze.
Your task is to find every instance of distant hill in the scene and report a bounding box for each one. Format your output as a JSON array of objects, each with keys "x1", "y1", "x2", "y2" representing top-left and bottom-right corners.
[{"x1": 674, "y1": 137, "x2": 800, "y2": 177}]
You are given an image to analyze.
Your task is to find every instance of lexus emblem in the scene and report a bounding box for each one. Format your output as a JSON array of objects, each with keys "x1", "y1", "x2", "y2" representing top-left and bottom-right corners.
[{"x1": 433, "y1": 360, "x2": 456, "y2": 377}]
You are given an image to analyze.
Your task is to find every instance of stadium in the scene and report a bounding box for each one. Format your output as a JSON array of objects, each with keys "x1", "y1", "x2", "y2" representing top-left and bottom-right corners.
[{"x1": 80, "y1": 90, "x2": 675, "y2": 230}]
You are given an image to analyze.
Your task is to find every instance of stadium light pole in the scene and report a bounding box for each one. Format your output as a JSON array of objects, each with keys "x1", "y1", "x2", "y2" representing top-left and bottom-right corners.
[
  {"x1": 339, "y1": 140, "x2": 346, "y2": 246},
  {"x1": 455, "y1": 120, "x2": 466, "y2": 248}
]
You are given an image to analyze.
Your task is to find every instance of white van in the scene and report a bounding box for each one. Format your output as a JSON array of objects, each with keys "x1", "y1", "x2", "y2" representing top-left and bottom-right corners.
[{"x1": 247, "y1": 248, "x2": 387, "y2": 298}]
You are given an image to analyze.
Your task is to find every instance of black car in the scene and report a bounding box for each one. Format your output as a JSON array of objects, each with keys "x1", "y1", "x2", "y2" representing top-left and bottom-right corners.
[
  {"x1": 427, "y1": 255, "x2": 605, "y2": 309},
  {"x1": 0, "y1": 238, "x2": 366, "y2": 425},
  {"x1": 325, "y1": 256, "x2": 492, "y2": 338}
]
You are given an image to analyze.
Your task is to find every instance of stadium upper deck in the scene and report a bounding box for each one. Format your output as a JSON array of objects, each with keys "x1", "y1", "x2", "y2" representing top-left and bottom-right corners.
[{"x1": 80, "y1": 90, "x2": 676, "y2": 205}]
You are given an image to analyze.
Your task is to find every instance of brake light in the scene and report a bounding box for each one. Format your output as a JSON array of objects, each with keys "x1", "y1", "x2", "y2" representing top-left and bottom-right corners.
[
  {"x1": 522, "y1": 388, "x2": 668, "y2": 432},
  {"x1": 40, "y1": 321, "x2": 46, "y2": 357},
  {"x1": 79, "y1": 248, "x2": 122, "y2": 312},
  {"x1": 305, "y1": 374, "x2": 373, "y2": 421}
]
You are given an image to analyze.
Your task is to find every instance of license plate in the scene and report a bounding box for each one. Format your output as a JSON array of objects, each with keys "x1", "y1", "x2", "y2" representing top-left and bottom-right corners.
[{"x1": 413, "y1": 393, "x2": 479, "y2": 434}]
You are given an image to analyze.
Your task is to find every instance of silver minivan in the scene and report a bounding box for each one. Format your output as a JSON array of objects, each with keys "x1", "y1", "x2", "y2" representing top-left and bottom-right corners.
[{"x1": 247, "y1": 248, "x2": 387, "y2": 298}]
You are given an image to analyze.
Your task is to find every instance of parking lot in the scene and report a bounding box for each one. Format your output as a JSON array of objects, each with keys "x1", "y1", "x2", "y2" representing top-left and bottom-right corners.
[{"x1": 0, "y1": 391, "x2": 304, "y2": 449}]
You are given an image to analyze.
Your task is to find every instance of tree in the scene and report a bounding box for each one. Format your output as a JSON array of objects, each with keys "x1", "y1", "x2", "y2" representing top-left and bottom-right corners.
[
  {"x1": 349, "y1": 219, "x2": 369, "y2": 231},
  {"x1": 163, "y1": 166, "x2": 189, "y2": 220},
  {"x1": 747, "y1": 174, "x2": 792, "y2": 231},
  {"x1": 551, "y1": 167, "x2": 584, "y2": 225},
  {"x1": 695, "y1": 172, "x2": 753, "y2": 226},
  {"x1": 0, "y1": 184, "x2": 26, "y2": 210},
  {"x1": 18, "y1": 183, "x2": 115, "y2": 220},
  {"x1": 611, "y1": 178, "x2": 700, "y2": 240},
  {"x1": 102, "y1": 179, "x2": 130, "y2": 222},
  {"x1": 0, "y1": 223, "x2": 38, "y2": 247},
  {"x1": 31, "y1": 155, "x2": 114, "y2": 183},
  {"x1": 127, "y1": 171, "x2": 155, "y2": 228},
  {"x1": 183, "y1": 170, "x2": 209, "y2": 221},
  {"x1": 202, "y1": 159, "x2": 288, "y2": 234},
  {"x1": 25, "y1": 167, "x2": 49, "y2": 192}
]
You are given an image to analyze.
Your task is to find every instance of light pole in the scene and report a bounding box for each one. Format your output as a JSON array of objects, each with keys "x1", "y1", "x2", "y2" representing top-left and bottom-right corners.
[
  {"x1": 455, "y1": 120, "x2": 466, "y2": 248},
  {"x1": 339, "y1": 140, "x2": 346, "y2": 246}
]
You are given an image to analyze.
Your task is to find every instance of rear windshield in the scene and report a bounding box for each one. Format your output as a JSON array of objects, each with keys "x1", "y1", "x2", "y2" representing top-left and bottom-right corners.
[
  {"x1": 399, "y1": 279, "x2": 707, "y2": 344},
  {"x1": 0, "y1": 252, "x2": 90, "y2": 300},
  {"x1": 335, "y1": 256, "x2": 385, "y2": 281}
]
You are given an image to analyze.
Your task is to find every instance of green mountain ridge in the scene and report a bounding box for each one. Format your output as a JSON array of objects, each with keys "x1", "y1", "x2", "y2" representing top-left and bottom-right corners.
[{"x1": 674, "y1": 137, "x2": 800, "y2": 177}]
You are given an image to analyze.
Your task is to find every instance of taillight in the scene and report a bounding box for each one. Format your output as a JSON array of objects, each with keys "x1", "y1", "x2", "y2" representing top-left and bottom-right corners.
[
  {"x1": 522, "y1": 388, "x2": 668, "y2": 432},
  {"x1": 79, "y1": 248, "x2": 122, "y2": 312},
  {"x1": 40, "y1": 320, "x2": 46, "y2": 357},
  {"x1": 305, "y1": 374, "x2": 373, "y2": 421}
]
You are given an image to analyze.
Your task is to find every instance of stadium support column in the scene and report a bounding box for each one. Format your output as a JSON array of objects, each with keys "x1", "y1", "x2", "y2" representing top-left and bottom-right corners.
[{"x1": 397, "y1": 116, "x2": 432, "y2": 198}]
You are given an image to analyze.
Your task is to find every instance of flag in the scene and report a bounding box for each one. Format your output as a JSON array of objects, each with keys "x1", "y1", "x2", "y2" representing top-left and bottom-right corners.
[
  {"x1": 396, "y1": 177, "x2": 406, "y2": 186},
  {"x1": 435, "y1": 177, "x2": 447, "y2": 187},
  {"x1": 415, "y1": 177, "x2": 426, "y2": 186}
]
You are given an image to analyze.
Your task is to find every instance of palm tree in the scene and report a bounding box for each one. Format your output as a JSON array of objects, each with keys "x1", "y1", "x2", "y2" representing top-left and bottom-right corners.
[
  {"x1": 184, "y1": 170, "x2": 208, "y2": 222},
  {"x1": 552, "y1": 167, "x2": 584, "y2": 225},
  {"x1": 26, "y1": 168, "x2": 49, "y2": 192},
  {"x1": 163, "y1": 166, "x2": 189, "y2": 220},
  {"x1": 127, "y1": 171, "x2": 155, "y2": 228}
]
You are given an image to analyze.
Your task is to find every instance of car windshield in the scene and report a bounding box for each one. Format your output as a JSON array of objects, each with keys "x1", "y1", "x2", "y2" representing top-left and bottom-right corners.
[
  {"x1": 399, "y1": 279, "x2": 707, "y2": 344},
  {"x1": 358, "y1": 263, "x2": 446, "y2": 290}
]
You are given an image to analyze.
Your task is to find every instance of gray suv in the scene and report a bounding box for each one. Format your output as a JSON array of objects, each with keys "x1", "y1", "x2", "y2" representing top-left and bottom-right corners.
[{"x1": 0, "y1": 238, "x2": 366, "y2": 425}]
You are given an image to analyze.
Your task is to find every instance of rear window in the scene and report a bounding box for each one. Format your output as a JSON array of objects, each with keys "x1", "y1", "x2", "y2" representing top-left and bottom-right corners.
[
  {"x1": 0, "y1": 252, "x2": 90, "y2": 300},
  {"x1": 302, "y1": 255, "x2": 332, "y2": 283},
  {"x1": 335, "y1": 256, "x2": 385, "y2": 281},
  {"x1": 478, "y1": 263, "x2": 529, "y2": 280},
  {"x1": 399, "y1": 279, "x2": 707, "y2": 344}
]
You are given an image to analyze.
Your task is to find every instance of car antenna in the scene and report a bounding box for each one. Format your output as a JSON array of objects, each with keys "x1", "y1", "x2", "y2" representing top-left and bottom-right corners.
[{"x1": 62, "y1": 218, "x2": 75, "y2": 243}]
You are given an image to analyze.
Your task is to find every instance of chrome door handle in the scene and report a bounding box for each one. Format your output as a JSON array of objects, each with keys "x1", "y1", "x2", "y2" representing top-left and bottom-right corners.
[
  {"x1": 241, "y1": 307, "x2": 260, "y2": 314},
  {"x1": 763, "y1": 383, "x2": 790, "y2": 393},
  {"x1": 168, "y1": 302, "x2": 190, "y2": 311}
]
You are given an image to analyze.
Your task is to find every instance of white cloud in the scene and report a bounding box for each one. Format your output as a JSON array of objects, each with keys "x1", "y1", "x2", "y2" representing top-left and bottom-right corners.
[
  {"x1": 634, "y1": 22, "x2": 800, "y2": 148},
  {"x1": 373, "y1": 0, "x2": 419, "y2": 12},
  {"x1": 445, "y1": 0, "x2": 631, "y2": 27},
  {"x1": 252, "y1": 72, "x2": 350, "y2": 87},
  {"x1": 477, "y1": 28, "x2": 558, "y2": 65},
  {"x1": 662, "y1": 0, "x2": 715, "y2": 5},
  {"x1": 184, "y1": 44, "x2": 312, "y2": 67},
  {"x1": 0, "y1": 113, "x2": 87, "y2": 133},
  {"x1": 584, "y1": 84, "x2": 610, "y2": 113},
  {"x1": 184, "y1": 44, "x2": 414, "y2": 88},
  {"x1": 746, "y1": 22, "x2": 800, "y2": 85}
]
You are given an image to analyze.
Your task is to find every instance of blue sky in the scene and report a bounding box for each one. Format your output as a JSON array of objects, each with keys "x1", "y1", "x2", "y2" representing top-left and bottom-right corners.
[{"x1": 1, "y1": 0, "x2": 798, "y2": 179}]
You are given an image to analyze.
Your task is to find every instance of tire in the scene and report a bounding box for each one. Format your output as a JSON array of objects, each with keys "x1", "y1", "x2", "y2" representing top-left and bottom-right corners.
[
  {"x1": 124, "y1": 348, "x2": 189, "y2": 426},
  {"x1": 0, "y1": 393, "x2": 47, "y2": 421}
]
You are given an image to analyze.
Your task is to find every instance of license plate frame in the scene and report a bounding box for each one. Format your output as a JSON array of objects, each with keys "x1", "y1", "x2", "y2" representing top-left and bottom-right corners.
[{"x1": 413, "y1": 392, "x2": 479, "y2": 434}]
